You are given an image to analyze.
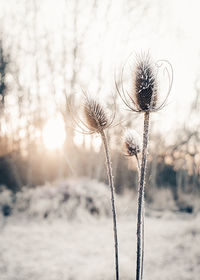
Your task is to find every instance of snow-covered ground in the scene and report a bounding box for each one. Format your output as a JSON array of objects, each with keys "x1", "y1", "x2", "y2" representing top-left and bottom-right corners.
[
  {"x1": 0, "y1": 179, "x2": 200, "y2": 280},
  {"x1": 0, "y1": 213, "x2": 200, "y2": 280}
]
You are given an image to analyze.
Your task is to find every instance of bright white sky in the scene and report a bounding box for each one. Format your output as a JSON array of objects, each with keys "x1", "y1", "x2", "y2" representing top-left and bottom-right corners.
[{"x1": 1, "y1": 0, "x2": 200, "y2": 140}]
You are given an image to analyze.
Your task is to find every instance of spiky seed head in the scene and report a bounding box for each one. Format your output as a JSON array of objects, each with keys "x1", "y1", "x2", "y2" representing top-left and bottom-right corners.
[
  {"x1": 83, "y1": 98, "x2": 108, "y2": 132},
  {"x1": 134, "y1": 55, "x2": 157, "y2": 112},
  {"x1": 124, "y1": 129, "x2": 141, "y2": 157}
]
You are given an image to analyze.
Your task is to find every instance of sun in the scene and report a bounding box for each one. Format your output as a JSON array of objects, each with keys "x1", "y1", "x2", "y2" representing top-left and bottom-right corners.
[{"x1": 42, "y1": 115, "x2": 66, "y2": 150}]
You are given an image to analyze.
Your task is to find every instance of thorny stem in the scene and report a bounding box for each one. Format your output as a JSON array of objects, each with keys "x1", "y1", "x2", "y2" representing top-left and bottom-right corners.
[
  {"x1": 135, "y1": 154, "x2": 144, "y2": 280},
  {"x1": 101, "y1": 130, "x2": 119, "y2": 280},
  {"x1": 140, "y1": 201, "x2": 145, "y2": 280},
  {"x1": 136, "y1": 112, "x2": 150, "y2": 280}
]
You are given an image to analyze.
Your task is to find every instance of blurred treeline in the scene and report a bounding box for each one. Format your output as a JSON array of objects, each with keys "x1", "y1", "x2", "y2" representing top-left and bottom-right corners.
[{"x1": 0, "y1": 0, "x2": 199, "y2": 207}]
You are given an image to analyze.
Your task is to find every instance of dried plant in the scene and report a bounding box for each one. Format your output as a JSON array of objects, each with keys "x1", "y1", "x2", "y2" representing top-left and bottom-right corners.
[
  {"x1": 117, "y1": 53, "x2": 173, "y2": 280},
  {"x1": 68, "y1": 93, "x2": 119, "y2": 280},
  {"x1": 123, "y1": 129, "x2": 141, "y2": 168},
  {"x1": 83, "y1": 98, "x2": 111, "y2": 132},
  {"x1": 123, "y1": 128, "x2": 145, "y2": 280}
]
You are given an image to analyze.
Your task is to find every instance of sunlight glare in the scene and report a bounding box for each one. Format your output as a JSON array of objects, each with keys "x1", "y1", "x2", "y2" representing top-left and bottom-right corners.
[{"x1": 42, "y1": 116, "x2": 66, "y2": 150}]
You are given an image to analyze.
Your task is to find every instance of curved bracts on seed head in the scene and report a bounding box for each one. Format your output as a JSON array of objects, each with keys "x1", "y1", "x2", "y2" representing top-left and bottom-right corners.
[
  {"x1": 83, "y1": 97, "x2": 109, "y2": 132},
  {"x1": 115, "y1": 52, "x2": 173, "y2": 113},
  {"x1": 123, "y1": 129, "x2": 142, "y2": 157},
  {"x1": 67, "y1": 92, "x2": 116, "y2": 135}
]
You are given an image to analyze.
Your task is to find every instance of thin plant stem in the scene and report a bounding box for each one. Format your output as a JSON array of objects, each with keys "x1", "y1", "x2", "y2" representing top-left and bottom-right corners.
[
  {"x1": 136, "y1": 111, "x2": 150, "y2": 280},
  {"x1": 135, "y1": 153, "x2": 140, "y2": 172},
  {"x1": 140, "y1": 200, "x2": 145, "y2": 280},
  {"x1": 101, "y1": 130, "x2": 119, "y2": 280},
  {"x1": 135, "y1": 154, "x2": 144, "y2": 280}
]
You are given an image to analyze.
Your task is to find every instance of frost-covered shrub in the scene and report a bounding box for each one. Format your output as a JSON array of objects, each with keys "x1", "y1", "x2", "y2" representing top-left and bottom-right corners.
[{"x1": 4, "y1": 178, "x2": 112, "y2": 220}]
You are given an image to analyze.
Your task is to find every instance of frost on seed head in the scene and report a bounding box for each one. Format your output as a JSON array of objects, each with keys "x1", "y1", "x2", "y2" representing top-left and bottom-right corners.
[
  {"x1": 83, "y1": 97, "x2": 108, "y2": 132},
  {"x1": 134, "y1": 54, "x2": 157, "y2": 112},
  {"x1": 123, "y1": 129, "x2": 141, "y2": 157}
]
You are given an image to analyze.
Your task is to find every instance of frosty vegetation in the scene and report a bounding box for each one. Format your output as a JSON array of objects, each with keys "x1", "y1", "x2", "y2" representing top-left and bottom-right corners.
[
  {"x1": 0, "y1": 178, "x2": 114, "y2": 221},
  {"x1": 0, "y1": 1, "x2": 199, "y2": 280},
  {"x1": 0, "y1": 179, "x2": 200, "y2": 280}
]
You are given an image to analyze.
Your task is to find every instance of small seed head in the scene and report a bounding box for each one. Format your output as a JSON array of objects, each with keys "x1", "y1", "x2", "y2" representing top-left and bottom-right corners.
[
  {"x1": 83, "y1": 98, "x2": 108, "y2": 132},
  {"x1": 134, "y1": 55, "x2": 157, "y2": 112},
  {"x1": 124, "y1": 129, "x2": 141, "y2": 157}
]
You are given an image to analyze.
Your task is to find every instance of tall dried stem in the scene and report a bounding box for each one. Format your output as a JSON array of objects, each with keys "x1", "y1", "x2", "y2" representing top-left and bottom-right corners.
[
  {"x1": 101, "y1": 130, "x2": 119, "y2": 280},
  {"x1": 135, "y1": 153, "x2": 144, "y2": 280},
  {"x1": 69, "y1": 94, "x2": 119, "y2": 279},
  {"x1": 118, "y1": 53, "x2": 172, "y2": 280},
  {"x1": 136, "y1": 111, "x2": 150, "y2": 280}
]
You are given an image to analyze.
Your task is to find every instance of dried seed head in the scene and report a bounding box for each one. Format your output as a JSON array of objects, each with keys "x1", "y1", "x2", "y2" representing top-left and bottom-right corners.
[
  {"x1": 123, "y1": 129, "x2": 141, "y2": 157},
  {"x1": 134, "y1": 55, "x2": 157, "y2": 112},
  {"x1": 83, "y1": 98, "x2": 108, "y2": 132}
]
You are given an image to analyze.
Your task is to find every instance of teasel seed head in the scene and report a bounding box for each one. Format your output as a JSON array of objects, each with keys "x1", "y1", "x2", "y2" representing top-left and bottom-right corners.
[
  {"x1": 83, "y1": 97, "x2": 109, "y2": 133},
  {"x1": 123, "y1": 129, "x2": 141, "y2": 157},
  {"x1": 134, "y1": 54, "x2": 158, "y2": 112},
  {"x1": 116, "y1": 52, "x2": 173, "y2": 113}
]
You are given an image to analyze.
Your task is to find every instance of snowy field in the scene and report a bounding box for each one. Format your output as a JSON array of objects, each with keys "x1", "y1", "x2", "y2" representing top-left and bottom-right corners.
[
  {"x1": 0, "y1": 180, "x2": 200, "y2": 280},
  {"x1": 1, "y1": 212, "x2": 200, "y2": 279}
]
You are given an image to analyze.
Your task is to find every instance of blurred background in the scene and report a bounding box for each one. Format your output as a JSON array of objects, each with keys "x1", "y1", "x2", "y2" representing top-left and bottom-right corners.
[
  {"x1": 0, "y1": 0, "x2": 200, "y2": 279},
  {"x1": 0, "y1": 0, "x2": 199, "y2": 211}
]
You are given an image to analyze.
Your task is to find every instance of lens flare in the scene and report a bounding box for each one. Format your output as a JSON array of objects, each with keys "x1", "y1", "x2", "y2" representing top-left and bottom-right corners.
[{"x1": 42, "y1": 116, "x2": 66, "y2": 150}]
